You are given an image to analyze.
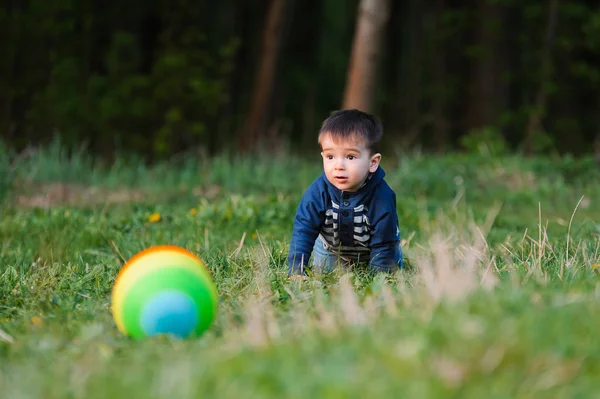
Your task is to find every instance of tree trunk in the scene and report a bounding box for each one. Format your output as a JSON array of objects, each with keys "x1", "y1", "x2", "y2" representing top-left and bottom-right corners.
[
  {"x1": 431, "y1": 0, "x2": 448, "y2": 152},
  {"x1": 594, "y1": 98, "x2": 600, "y2": 165},
  {"x1": 464, "y1": 0, "x2": 506, "y2": 133},
  {"x1": 595, "y1": 130, "x2": 600, "y2": 166},
  {"x1": 524, "y1": 0, "x2": 559, "y2": 155},
  {"x1": 1, "y1": 1, "x2": 21, "y2": 139},
  {"x1": 342, "y1": 0, "x2": 391, "y2": 113},
  {"x1": 297, "y1": 0, "x2": 322, "y2": 149},
  {"x1": 238, "y1": 0, "x2": 290, "y2": 151},
  {"x1": 215, "y1": 0, "x2": 240, "y2": 155},
  {"x1": 397, "y1": 0, "x2": 423, "y2": 143}
]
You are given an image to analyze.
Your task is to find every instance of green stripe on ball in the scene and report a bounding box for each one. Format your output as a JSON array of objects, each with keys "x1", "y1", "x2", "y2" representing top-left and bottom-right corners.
[{"x1": 121, "y1": 267, "x2": 217, "y2": 339}]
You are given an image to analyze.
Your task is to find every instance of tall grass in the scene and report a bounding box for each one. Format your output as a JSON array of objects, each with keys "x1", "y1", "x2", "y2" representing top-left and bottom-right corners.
[{"x1": 0, "y1": 141, "x2": 599, "y2": 397}]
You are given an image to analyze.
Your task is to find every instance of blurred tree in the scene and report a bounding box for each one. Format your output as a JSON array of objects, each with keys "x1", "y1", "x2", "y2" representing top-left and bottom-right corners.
[
  {"x1": 524, "y1": 0, "x2": 560, "y2": 154},
  {"x1": 239, "y1": 0, "x2": 294, "y2": 152},
  {"x1": 342, "y1": 0, "x2": 391, "y2": 113},
  {"x1": 430, "y1": 0, "x2": 450, "y2": 151},
  {"x1": 464, "y1": 0, "x2": 508, "y2": 134},
  {"x1": 0, "y1": 1, "x2": 21, "y2": 141},
  {"x1": 386, "y1": 0, "x2": 425, "y2": 145},
  {"x1": 1, "y1": 0, "x2": 600, "y2": 158}
]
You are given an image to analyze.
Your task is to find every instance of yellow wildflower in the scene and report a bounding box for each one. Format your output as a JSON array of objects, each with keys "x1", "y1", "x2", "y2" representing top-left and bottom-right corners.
[
  {"x1": 592, "y1": 263, "x2": 600, "y2": 271},
  {"x1": 148, "y1": 213, "x2": 161, "y2": 223},
  {"x1": 190, "y1": 208, "x2": 198, "y2": 216},
  {"x1": 31, "y1": 316, "x2": 43, "y2": 326}
]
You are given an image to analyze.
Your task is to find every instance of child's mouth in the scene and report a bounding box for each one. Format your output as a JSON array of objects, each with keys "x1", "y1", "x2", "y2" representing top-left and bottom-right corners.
[{"x1": 335, "y1": 177, "x2": 348, "y2": 183}]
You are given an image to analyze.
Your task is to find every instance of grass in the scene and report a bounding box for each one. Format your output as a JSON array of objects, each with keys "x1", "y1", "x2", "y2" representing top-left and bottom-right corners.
[{"x1": 1, "y1": 142, "x2": 600, "y2": 398}]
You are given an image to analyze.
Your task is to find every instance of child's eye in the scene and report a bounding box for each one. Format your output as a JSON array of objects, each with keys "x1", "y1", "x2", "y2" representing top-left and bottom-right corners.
[
  {"x1": 327, "y1": 155, "x2": 334, "y2": 160},
  {"x1": 347, "y1": 155, "x2": 355, "y2": 160}
]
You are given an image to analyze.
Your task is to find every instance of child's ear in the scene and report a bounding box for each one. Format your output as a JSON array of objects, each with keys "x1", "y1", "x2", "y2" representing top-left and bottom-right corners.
[{"x1": 369, "y1": 153, "x2": 381, "y2": 172}]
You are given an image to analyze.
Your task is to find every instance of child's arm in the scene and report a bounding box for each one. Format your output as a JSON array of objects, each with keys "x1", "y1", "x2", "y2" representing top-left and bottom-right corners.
[
  {"x1": 288, "y1": 181, "x2": 325, "y2": 276},
  {"x1": 368, "y1": 189, "x2": 404, "y2": 272}
]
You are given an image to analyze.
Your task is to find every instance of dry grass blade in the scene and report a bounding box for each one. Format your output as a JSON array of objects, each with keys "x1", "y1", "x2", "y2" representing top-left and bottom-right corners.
[
  {"x1": 337, "y1": 274, "x2": 367, "y2": 326},
  {"x1": 0, "y1": 328, "x2": 15, "y2": 344},
  {"x1": 417, "y1": 224, "x2": 499, "y2": 304},
  {"x1": 230, "y1": 232, "x2": 247, "y2": 258},
  {"x1": 564, "y1": 195, "x2": 585, "y2": 277}
]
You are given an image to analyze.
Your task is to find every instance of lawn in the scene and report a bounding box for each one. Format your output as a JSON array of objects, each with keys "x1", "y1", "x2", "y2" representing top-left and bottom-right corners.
[{"x1": 1, "y1": 144, "x2": 600, "y2": 398}]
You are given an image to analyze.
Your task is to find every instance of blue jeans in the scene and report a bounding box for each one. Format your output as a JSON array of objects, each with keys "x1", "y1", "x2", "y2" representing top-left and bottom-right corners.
[
  {"x1": 311, "y1": 236, "x2": 403, "y2": 274},
  {"x1": 311, "y1": 236, "x2": 354, "y2": 273}
]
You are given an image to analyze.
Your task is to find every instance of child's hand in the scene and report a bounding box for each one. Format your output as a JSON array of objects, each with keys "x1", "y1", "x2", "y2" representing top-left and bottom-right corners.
[{"x1": 288, "y1": 274, "x2": 307, "y2": 281}]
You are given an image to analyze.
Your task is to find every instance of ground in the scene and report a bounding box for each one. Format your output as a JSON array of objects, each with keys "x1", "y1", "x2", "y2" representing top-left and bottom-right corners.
[{"x1": 0, "y1": 149, "x2": 599, "y2": 398}]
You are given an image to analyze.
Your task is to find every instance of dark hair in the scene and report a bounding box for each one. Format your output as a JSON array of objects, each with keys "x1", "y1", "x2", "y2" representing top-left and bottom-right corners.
[{"x1": 318, "y1": 109, "x2": 383, "y2": 154}]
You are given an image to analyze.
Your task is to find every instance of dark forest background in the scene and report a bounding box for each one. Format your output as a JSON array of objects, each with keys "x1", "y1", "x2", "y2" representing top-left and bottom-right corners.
[{"x1": 1, "y1": 0, "x2": 600, "y2": 161}]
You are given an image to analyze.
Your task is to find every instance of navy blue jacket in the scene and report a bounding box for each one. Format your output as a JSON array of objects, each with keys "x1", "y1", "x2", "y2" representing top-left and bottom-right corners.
[{"x1": 288, "y1": 166, "x2": 403, "y2": 275}]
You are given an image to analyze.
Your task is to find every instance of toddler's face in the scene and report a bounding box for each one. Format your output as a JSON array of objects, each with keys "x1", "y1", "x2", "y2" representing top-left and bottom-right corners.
[{"x1": 320, "y1": 133, "x2": 381, "y2": 192}]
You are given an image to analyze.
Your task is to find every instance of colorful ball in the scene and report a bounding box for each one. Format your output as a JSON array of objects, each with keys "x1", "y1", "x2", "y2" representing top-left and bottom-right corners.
[{"x1": 110, "y1": 245, "x2": 218, "y2": 339}]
